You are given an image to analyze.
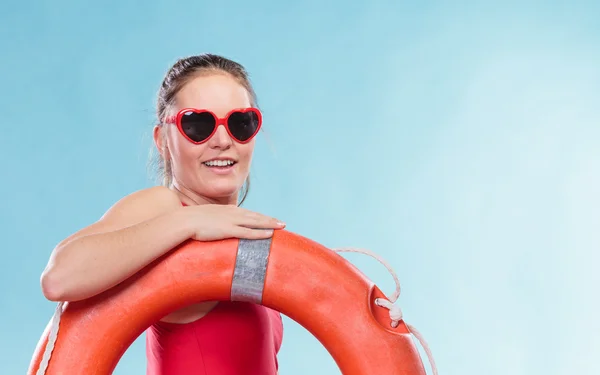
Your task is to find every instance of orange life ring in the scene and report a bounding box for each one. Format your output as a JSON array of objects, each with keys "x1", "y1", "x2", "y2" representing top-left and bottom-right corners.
[{"x1": 29, "y1": 229, "x2": 436, "y2": 374}]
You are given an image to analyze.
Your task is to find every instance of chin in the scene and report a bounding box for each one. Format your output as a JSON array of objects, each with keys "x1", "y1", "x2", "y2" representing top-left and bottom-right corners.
[{"x1": 202, "y1": 183, "x2": 242, "y2": 201}]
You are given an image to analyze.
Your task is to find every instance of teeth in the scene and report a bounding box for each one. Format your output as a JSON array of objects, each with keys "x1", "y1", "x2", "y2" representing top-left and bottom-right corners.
[{"x1": 204, "y1": 160, "x2": 235, "y2": 167}]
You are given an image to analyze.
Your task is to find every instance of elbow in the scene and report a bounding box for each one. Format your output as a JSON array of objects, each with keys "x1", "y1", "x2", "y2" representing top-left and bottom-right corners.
[
  {"x1": 40, "y1": 239, "x2": 83, "y2": 302},
  {"x1": 40, "y1": 246, "x2": 95, "y2": 302},
  {"x1": 40, "y1": 267, "x2": 67, "y2": 302},
  {"x1": 40, "y1": 247, "x2": 73, "y2": 302}
]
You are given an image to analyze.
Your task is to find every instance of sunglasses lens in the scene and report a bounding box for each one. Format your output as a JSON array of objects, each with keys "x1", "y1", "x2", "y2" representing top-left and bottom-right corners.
[
  {"x1": 228, "y1": 111, "x2": 260, "y2": 142},
  {"x1": 180, "y1": 111, "x2": 216, "y2": 142}
]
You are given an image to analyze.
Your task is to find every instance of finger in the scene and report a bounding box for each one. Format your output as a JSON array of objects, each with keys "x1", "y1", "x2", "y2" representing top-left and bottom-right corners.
[
  {"x1": 230, "y1": 226, "x2": 274, "y2": 240},
  {"x1": 240, "y1": 216, "x2": 285, "y2": 229},
  {"x1": 236, "y1": 208, "x2": 272, "y2": 221},
  {"x1": 233, "y1": 209, "x2": 285, "y2": 228}
]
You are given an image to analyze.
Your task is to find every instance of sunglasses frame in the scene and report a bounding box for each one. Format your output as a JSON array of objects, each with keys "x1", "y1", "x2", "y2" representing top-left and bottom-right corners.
[{"x1": 165, "y1": 107, "x2": 262, "y2": 145}]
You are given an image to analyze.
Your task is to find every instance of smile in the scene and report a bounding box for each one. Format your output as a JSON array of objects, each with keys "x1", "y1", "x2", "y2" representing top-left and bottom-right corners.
[{"x1": 202, "y1": 159, "x2": 236, "y2": 167}]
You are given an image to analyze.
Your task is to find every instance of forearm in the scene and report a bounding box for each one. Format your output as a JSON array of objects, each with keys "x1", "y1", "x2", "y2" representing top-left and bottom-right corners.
[{"x1": 41, "y1": 208, "x2": 193, "y2": 302}]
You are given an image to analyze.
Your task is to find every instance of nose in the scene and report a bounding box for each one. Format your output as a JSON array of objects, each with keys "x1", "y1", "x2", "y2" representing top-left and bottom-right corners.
[{"x1": 208, "y1": 124, "x2": 233, "y2": 149}]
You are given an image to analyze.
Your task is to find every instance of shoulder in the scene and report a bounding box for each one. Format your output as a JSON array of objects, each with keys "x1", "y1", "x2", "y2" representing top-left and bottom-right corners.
[
  {"x1": 58, "y1": 186, "x2": 182, "y2": 246},
  {"x1": 97, "y1": 185, "x2": 182, "y2": 223},
  {"x1": 103, "y1": 186, "x2": 180, "y2": 213},
  {"x1": 118, "y1": 185, "x2": 180, "y2": 205}
]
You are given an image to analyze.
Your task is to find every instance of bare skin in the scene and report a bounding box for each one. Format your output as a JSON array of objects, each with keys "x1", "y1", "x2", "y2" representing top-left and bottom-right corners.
[{"x1": 40, "y1": 73, "x2": 285, "y2": 324}]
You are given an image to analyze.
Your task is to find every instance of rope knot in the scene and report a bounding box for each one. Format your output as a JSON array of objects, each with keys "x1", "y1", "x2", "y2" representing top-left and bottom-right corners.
[{"x1": 375, "y1": 297, "x2": 403, "y2": 328}]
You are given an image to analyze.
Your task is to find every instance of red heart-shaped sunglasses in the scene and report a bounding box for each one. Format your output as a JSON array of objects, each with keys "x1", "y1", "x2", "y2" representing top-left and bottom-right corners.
[{"x1": 164, "y1": 107, "x2": 262, "y2": 144}]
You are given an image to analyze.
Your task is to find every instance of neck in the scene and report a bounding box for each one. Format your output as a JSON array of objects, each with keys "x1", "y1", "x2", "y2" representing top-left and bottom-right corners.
[{"x1": 170, "y1": 181, "x2": 238, "y2": 206}]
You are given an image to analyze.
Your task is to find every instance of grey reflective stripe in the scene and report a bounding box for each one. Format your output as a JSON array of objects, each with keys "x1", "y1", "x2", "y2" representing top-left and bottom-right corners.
[{"x1": 231, "y1": 237, "x2": 273, "y2": 303}]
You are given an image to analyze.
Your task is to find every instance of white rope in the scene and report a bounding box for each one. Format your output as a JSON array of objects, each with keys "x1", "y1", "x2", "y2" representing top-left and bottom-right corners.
[
  {"x1": 333, "y1": 247, "x2": 438, "y2": 375},
  {"x1": 36, "y1": 301, "x2": 64, "y2": 375}
]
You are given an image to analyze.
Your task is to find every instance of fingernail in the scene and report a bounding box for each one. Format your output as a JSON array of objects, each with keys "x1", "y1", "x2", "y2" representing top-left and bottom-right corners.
[{"x1": 277, "y1": 222, "x2": 286, "y2": 227}]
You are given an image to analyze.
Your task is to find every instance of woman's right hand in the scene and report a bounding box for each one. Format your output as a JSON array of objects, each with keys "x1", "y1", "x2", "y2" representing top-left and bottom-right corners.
[{"x1": 184, "y1": 204, "x2": 286, "y2": 241}]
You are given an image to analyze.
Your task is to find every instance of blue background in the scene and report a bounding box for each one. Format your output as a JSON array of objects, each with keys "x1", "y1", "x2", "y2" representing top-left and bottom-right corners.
[{"x1": 1, "y1": 0, "x2": 599, "y2": 374}]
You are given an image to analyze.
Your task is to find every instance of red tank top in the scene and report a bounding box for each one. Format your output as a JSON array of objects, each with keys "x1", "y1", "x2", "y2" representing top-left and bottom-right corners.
[{"x1": 145, "y1": 202, "x2": 284, "y2": 374}]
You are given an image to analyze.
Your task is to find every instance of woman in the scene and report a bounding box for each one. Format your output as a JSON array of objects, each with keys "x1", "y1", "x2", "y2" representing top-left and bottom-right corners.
[{"x1": 40, "y1": 54, "x2": 286, "y2": 374}]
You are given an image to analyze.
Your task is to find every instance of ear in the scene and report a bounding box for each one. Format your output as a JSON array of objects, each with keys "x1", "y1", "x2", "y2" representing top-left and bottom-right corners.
[{"x1": 153, "y1": 125, "x2": 169, "y2": 160}]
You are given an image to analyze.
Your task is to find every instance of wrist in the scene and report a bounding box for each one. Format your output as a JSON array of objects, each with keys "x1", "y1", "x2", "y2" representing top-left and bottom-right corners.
[{"x1": 172, "y1": 205, "x2": 195, "y2": 240}]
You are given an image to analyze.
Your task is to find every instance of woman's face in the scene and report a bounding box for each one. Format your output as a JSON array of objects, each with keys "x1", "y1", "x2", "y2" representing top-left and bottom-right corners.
[{"x1": 157, "y1": 73, "x2": 257, "y2": 204}]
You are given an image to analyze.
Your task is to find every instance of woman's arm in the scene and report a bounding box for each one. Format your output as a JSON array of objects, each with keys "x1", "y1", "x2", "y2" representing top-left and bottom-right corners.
[{"x1": 40, "y1": 186, "x2": 192, "y2": 302}]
